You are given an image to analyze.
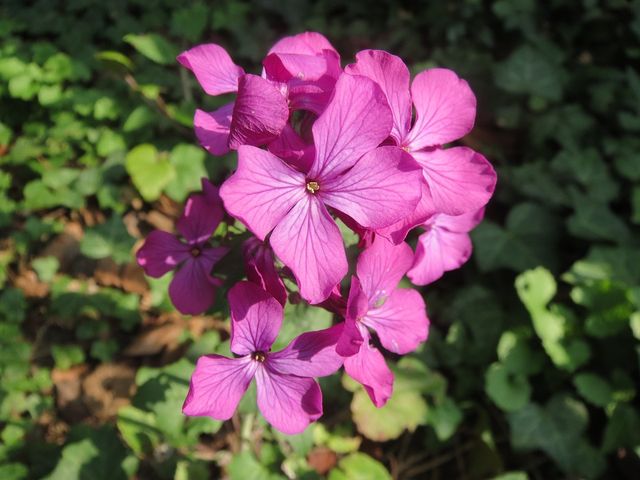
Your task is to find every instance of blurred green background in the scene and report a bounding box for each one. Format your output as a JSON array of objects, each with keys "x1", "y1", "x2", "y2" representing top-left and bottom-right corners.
[{"x1": 1, "y1": 0, "x2": 639, "y2": 479}]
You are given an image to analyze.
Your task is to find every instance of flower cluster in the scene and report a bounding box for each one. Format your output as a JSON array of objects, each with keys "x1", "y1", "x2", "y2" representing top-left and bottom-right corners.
[{"x1": 136, "y1": 32, "x2": 497, "y2": 434}]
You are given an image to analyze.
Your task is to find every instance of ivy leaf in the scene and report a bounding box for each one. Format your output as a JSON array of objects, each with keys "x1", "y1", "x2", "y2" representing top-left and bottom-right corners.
[
  {"x1": 123, "y1": 34, "x2": 180, "y2": 65},
  {"x1": 485, "y1": 363, "x2": 531, "y2": 412},
  {"x1": 125, "y1": 144, "x2": 175, "y2": 201},
  {"x1": 80, "y1": 216, "x2": 135, "y2": 264},
  {"x1": 573, "y1": 373, "x2": 612, "y2": 407},
  {"x1": 328, "y1": 453, "x2": 391, "y2": 480},
  {"x1": 164, "y1": 144, "x2": 207, "y2": 202}
]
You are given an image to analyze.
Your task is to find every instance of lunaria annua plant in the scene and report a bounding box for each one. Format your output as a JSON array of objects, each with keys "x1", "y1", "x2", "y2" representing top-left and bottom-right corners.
[{"x1": 136, "y1": 32, "x2": 497, "y2": 434}]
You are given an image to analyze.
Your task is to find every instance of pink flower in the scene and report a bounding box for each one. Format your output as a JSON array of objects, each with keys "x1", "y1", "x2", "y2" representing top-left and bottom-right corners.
[
  {"x1": 136, "y1": 179, "x2": 228, "y2": 315},
  {"x1": 219, "y1": 73, "x2": 423, "y2": 304},
  {"x1": 346, "y1": 50, "x2": 497, "y2": 241},
  {"x1": 178, "y1": 32, "x2": 340, "y2": 156},
  {"x1": 337, "y1": 236, "x2": 430, "y2": 406},
  {"x1": 242, "y1": 237, "x2": 288, "y2": 306},
  {"x1": 182, "y1": 281, "x2": 344, "y2": 434},
  {"x1": 408, "y1": 209, "x2": 484, "y2": 285}
]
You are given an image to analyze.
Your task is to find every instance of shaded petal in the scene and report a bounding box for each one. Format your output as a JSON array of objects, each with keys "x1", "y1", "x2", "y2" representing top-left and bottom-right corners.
[
  {"x1": 321, "y1": 146, "x2": 422, "y2": 229},
  {"x1": 363, "y1": 289, "x2": 429, "y2": 354},
  {"x1": 183, "y1": 354, "x2": 255, "y2": 420},
  {"x1": 309, "y1": 74, "x2": 392, "y2": 179},
  {"x1": 433, "y1": 208, "x2": 485, "y2": 233},
  {"x1": 408, "y1": 228, "x2": 473, "y2": 286},
  {"x1": 356, "y1": 236, "x2": 413, "y2": 304},
  {"x1": 228, "y1": 74, "x2": 289, "y2": 149},
  {"x1": 374, "y1": 181, "x2": 436, "y2": 244},
  {"x1": 412, "y1": 147, "x2": 497, "y2": 216},
  {"x1": 136, "y1": 230, "x2": 189, "y2": 278},
  {"x1": 336, "y1": 277, "x2": 368, "y2": 357},
  {"x1": 169, "y1": 258, "x2": 219, "y2": 315},
  {"x1": 228, "y1": 281, "x2": 283, "y2": 356},
  {"x1": 177, "y1": 44, "x2": 244, "y2": 96},
  {"x1": 243, "y1": 237, "x2": 287, "y2": 307},
  {"x1": 270, "y1": 195, "x2": 347, "y2": 304},
  {"x1": 194, "y1": 105, "x2": 232, "y2": 156},
  {"x1": 220, "y1": 146, "x2": 306, "y2": 240},
  {"x1": 256, "y1": 366, "x2": 323, "y2": 434},
  {"x1": 268, "y1": 31, "x2": 338, "y2": 56},
  {"x1": 267, "y1": 123, "x2": 314, "y2": 173},
  {"x1": 264, "y1": 52, "x2": 331, "y2": 83},
  {"x1": 269, "y1": 324, "x2": 344, "y2": 377},
  {"x1": 346, "y1": 49, "x2": 412, "y2": 144},
  {"x1": 405, "y1": 68, "x2": 476, "y2": 149},
  {"x1": 344, "y1": 337, "x2": 394, "y2": 407},
  {"x1": 177, "y1": 183, "x2": 224, "y2": 244}
]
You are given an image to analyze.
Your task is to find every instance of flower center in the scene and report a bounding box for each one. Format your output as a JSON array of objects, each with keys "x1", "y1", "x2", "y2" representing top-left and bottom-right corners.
[
  {"x1": 251, "y1": 351, "x2": 267, "y2": 363},
  {"x1": 190, "y1": 247, "x2": 201, "y2": 257},
  {"x1": 306, "y1": 181, "x2": 320, "y2": 194}
]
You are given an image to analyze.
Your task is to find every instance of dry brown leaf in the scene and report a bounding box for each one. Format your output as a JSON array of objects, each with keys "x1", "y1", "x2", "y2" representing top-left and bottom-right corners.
[
  {"x1": 307, "y1": 446, "x2": 338, "y2": 475},
  {"x1": 51, "y1": 365, "x2": 90, "y2": 422},
  {"x1": 123, "y1": 322, "x2": 184, "y2": 356},
  {"x1": 82, "y1": 363, "x2": 136, "y2": 420}
]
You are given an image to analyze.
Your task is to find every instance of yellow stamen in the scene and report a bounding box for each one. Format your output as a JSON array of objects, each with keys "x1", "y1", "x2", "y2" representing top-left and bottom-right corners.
[{"x1": 306, "y1": 181, "x2": 320, "y2": 194}]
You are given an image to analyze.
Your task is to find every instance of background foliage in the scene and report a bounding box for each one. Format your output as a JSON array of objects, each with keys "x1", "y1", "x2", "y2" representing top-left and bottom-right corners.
[{"x1": 1, "y1": 0, "x2": 639, "y2": 478}]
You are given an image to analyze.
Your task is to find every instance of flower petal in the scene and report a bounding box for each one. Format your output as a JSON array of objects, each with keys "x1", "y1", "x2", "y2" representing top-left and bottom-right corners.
[
  {"x1": 433, "y1": 208, "x2": 485, "y2": 233},
  {"x1": 412, "y1": 147, "x2": 497, "y2": 216},
  {"x1": 267, "y1": 123, "x2": 314, "y2": 173},
  {"x1": 270, "y1": 195, "x2": 347, "y2": 304},
  {"x1": 269, "y1": 324, "x2": 344, "y2": 377},
  {"x1": 407, "y1": 227, "x2": 473, "y2": 286},
  {"x1": 256, "y1": 366, "x2": 323, "y2": 434},
  {"x1": 346, "y1": 49, "x2": 412, "y2": 144},
  {"x1": 374, "y1": 181, "x2": 436, "y2": 244},
  {"x1": 264, "y1": 52, "x2": 332, "y2": 83},
  {"x1": 183, "y1": 354, "x2": 255, "y2": 420},
  {"x1": 194, "y1": 104, "x2": 233, "y2": 156},
  {"x1": 405, "y1": 68, "x2": 476, "y2": 149},
  {"x1": 356, "y1": 236, "x2": 414, "y2": 304},
  {"x1": 228, "y1": 74, "x2": 289, "y2": 149},
  {"x1": 344, "y1": 337, "x2": 394, "y2": 407},
  {"x1": 169, "y1": 258, "x2": 219, "y2": 315},
  {"x1": 268, "y1": 32, "x2": 338, "y2": 56},
  {"x1": 228, "y1": 281, "x2": 283, "y2": 356},
  {"x1": 243, "y1": 238, "x2": 288, "y2": 307},
  {"x1": 309, "y1": 74, "x2": 393, "y2": 179},
  {"x1": 321, "y1": 146, "x2": 422, "y2": 229},
  {"x1": 136, "y1": 230, "x2": 189, "y2": 278},
  {"x1": 177, "y1": 182, "x2": 225, "y2": 245},
  {"x1": 177, "y1": 44, "x2": 244, "y2": 96},
  {"x1": 336, "y1": 277, "x2": 368, "y2": 357},
  {"x1": 363, "y1": 288, "x2": 429, "y2": 354},
  {"x1": 220, "y1": 146, "x2": 306, "y2": 240}
]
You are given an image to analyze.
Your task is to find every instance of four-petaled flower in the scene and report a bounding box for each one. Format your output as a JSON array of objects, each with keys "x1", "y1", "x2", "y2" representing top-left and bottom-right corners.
[
  {"x1": 220, "y1": 73, "x2": 423, "y2": 304},
  {"x1": 136, "y1": 179, "x2": 228, "y2": 315},
  {"x1": 178, "y1": 32, "x2": 340, "y2": 156},
  {"x1": 182, "y1": 281, "x2": 343, "y2": 434},
  {"x1": 336, "y1": 236, "x2": 430, "y2": 406},
  {"x1": 346, "y1": 50, "x2": 497, "y2": 242}
]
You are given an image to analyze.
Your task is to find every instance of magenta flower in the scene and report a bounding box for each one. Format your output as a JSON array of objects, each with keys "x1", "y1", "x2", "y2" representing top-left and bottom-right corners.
[
  {"x1": 346, "y1": 50, "x2": 497, "y2": 239},
  {"x1": 337, "y1": 236, "x2": 430, "y2": 406},
  {"x1": 220, "y1": 73, "x2": 423, "y2": 304},
  {"x1": 178, "y1": 32, "x2": 340, "y2": 156},
  {"x1": 183, "y1": 281, "x2": 344, "y2": 434},
  {"x1": 408, "y1": 209, "x2": 484, "y2": 285},
  {"x1": 136, "y1": 179, "x2": 228, "y2": 315},
  {"x1": 242, "y1": 237, "x2": 288, "y2": 307}
]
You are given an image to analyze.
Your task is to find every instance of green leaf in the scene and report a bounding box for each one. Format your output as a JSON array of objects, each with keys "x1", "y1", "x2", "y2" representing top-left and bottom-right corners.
[
  {"x1": 567, "y1": 197, "x2": 630, "y2": 243},
  {"x1": 43, "y1": 426, "x2": 128, "y2": 480},
  {"x1": 122, "y1": 105, "x2": 156, "y2": 132},
  {"x1": 123, "y1": 34, "x2": 180, "y2": 65},
  {"x1": 80, "y1": 216, "x2": 134, "y2": 264},
  {"x1": 497, "y1": 331, "x2": 543, "y2": 376},
  {"x1": 51, "y1": 344, "x2": 85, "y2": 370},
  {"x1": 125, "y1": 144, "x2": 175, "y2": 201},
  {"x1": 32, "y1": 256, "x2": 60, "y2": 283},
  {"x1": 485, "y1": 363, "x2": 531, "y2": 412},
  {"x1": 472, "y1": 203, "x2": 559, "y2": 272},
  {"x1": 602, "y1": 403, "x2": 640, "y2": 453},
  {"x1": 164, "y1": 144, "x2": 207, "y2": 202},
  {"x1": 227, "y1": 452, "x2": 283, "y2": 480},
  {"x1": 515, "y1": 267, "x2": 556, "y2": 315},
  {"x1": 95, "y1": 51, "x2": 134, "y2": 72},
  {"x1": 0, "y1": 464, "x2": 28, "y2": 480},
  {"x1": 491, "y1": 473, "x2": 529, "y2": 480},
  {"x1": 171, "y1": 3, "x2": 209, "y2": 42},
  {"x1": 425, "y1": 397, "x2": 463, "y2": 441},
  {"x1": 274, "y1": 303, "x2": 332, "y2": 351},
  {"x1": 328, "y1": 453, "x2": 391, "y2": 480},
  {"x1": 495, "y1": 45, "x2": 565, "y2": 101},
  {"x1": 573, "y1": 373, "x2": 612, "y2": 407}
]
